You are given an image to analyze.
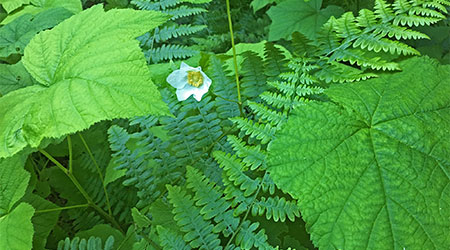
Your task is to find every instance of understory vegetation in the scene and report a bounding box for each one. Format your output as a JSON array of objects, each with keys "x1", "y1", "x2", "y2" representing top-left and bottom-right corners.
[{"x1": 0, "y1": 0, "x2": 449, "y2": 249}]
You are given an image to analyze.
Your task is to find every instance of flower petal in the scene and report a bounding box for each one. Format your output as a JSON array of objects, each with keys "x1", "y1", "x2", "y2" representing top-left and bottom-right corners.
[
  {"x1": 180, "y1": 62, "x2": 196, "y2": 71},
  {"x1": 192, "y1": 79, "x2": 210, "y2": 101},
  {"x1": 175, "y1": 84, "x2": 197, "y2": 101},
  {"x1": 201, "y1": 71, "x2": 212, "y2": 88},
  {"x1": 166, "y1": 69, "x2": 188, "y2": 89}
]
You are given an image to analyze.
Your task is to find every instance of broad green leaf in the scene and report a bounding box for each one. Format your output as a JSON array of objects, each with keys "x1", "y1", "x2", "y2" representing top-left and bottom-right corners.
[
  {"x1": 0, "y1": 5, "x2": 170, "y2": 158},
  {"x1": 0, "y1": 154, "x2": 33, "y2": 250},
  {"x1": 0, "y1": 61, "x2": 35, "y2": 96},
  {"x1": 267, "y1": 0, "x2": 343, "y2": 41},
  {"x1": 22, "y1": 193, "x2": 60, "y2": 250},
  {"x1": 268, "y1": 57, "x2": 450, "y2": 249},
  {"x1": 0, "y1": 0, "x2": 30, "y2": 13},
  {"x1": 0, "y1": 202, "x2": 35, "y2": 250},
  {"x1": 0, "y1": 8, "x2": 73, "y2": 58},
  {"x1": 0, "y1": 153, "x2": 29, "y2": 215},
  {"x1": 1, "y1": 0, "x2": 81, "y2": 25}
]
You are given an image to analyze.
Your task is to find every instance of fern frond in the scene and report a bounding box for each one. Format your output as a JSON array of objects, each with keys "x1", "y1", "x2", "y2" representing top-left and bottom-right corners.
[
  {"x1": 208, "y1": 56, "x2": 240, "y2": 123},
  {"x1": 163, "y1": 6, "x2": 207, "y2": 20},
  {"x1": 318, "y1": 18, "x2": 341, "y2": 54},
  {"x1": 154, "y1": 24, "x2": 207, "y2": 42},
  {"x1": 374, "y1": 0, "x2": 395, "y2": 22},
  {"x1": 222, "y1": 178, "x2": 254, "y2": 216},
  {"x1": 229, "y1": 117, "x2": 277, "y2": 144},
  {"x1": 213, "y1": 151, "x2": 260, "y2": 197},
  {"x1": 393, "y1": 13, "x2": 442, "y2": 26},
  {"x1": 260, "y1": 174, "x2": 276, "y2": 195},
  {"x1": 353, "y1": 34, "x2": 420, "y2": 55},
  {"x1": 422, "y1": 2, "x2": 448, "y2": 13},
  {"x1": 291, "y1": 32, "x2": 318, "y2": 56},
  {"x1": 312, "y1": 0, "x2": 449, "y2": 83},
  {"x1": 252, "y1": 197, "x2": 300, "y2": 222},
  {"x1": 259, "y1": 91, "x2": 303, "y2": 110},
  {"x1": 134, "y1": 0, "x2": 208, "y2": 63},
  {"x1": 167, "y1": 185, "x2": 222, "y2": 250},
  {"x1": 240, "y1": 51, "x2": 268, "y2": 99},
  {"x1": 332, "y1": 48, "x2": 401, "y2": 70},
  {"x1": 267, "y1": 80, "x2": 296, "y2": 97},
  {"x1": 247, "y1": 101, "x2": 287, "y2": 127},
  {"x1": 392, "y1": 0, "x2": 412, "y2": 13},
  {"x1": 157, "y1": 226, "x2": 192, "y2": 250},
  {"x1": 145, "y1": 44, "x2": 198, "y2": 63},
  {"x1": 132, "y1": 0, "x2": 193, "y2": 10},
  {"x1": 57, "y1": 236, "x2": 115, "y2": 250},
  {"x1": 227, "y1": 135, "x2": 266, "y2": 171},
  {"x1": 131, "y1": 0, "x2": 159, "y2": 10},
  {"x1": 235, "y1": 221, "x2": 273, "y2": 250},
  {"x1": 356, "y1": 9, "x2": 378, "y2": 28},
  {"x1": 315, "y1": 62, "x2": 377, "y2": 83},
  {"x1": 374, "y1": 24, "x2": 429, "y2": 40},
  {"x1": 263, "y1": 43, "x2": 289, "y2": 80},
  {"x1": 186, "y1": 167, "x2": 239, "y2": 237},
  {"x1": 334, "y1": 12, "x2": 361, "y2": 38},
  {"x1": 409, "y1": 6, "x2": 446, "y2": 18},
  {"x1": 108, "y1": 122, "x2": 181, "y2": 208}
]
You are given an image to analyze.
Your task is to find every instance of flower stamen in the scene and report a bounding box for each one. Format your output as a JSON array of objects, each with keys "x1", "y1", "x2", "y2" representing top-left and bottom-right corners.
[{"x1": 187, "y1": 71, "x2": 204, "y2": 87}]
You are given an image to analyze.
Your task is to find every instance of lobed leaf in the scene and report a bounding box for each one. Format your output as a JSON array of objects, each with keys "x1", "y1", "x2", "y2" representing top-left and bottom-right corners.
[
  {"x1": 0, "y1": 5, "x2": 171, "y2": 158},
  {"x1": 268, "y1": 57, "x2": 450, "y2": 249}
]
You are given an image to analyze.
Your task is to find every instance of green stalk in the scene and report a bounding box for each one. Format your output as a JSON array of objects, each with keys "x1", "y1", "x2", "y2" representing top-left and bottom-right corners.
[
  {"x1": 78, "y1": 133, "x2": 113, "y2": 216},
  {"x1": 226, "y1": 0, "x2": 245, "y2": 117},
  {"x1": 39, "y1": 149, "x2": 124, "y2": 234},
  {"x1": 67, "y1": 135, "x2": 73, "y2": 173},
  {"x1": 35, "y1": 204, "x2": 89, "y2": 214}
]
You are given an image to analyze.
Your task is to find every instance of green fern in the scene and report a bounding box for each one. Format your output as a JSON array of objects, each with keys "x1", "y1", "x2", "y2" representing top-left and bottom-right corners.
[
  {"x1": 57, "y1": 236, "x2": 115, "y2": 250},
  {"x1": 157, "y1": 226, "x2": 192, "y2": 250},
  {"x1": 132, "y1": 0, "x2": 212, "y2": 63},
  {"x1": 164, "y1": 166, "x2": 277, "y2": 249},
  {"x1": 308, "y1": 0, "x2": 450, "y2": 82},
  {"x1": 166, "y1": 184, "x2": 223, "y2": 249}
]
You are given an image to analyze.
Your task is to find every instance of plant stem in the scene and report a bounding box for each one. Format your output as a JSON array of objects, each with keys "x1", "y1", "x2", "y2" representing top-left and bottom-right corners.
[
  {"x1": 225, "y1": 0, "x2": 244, "y2": 117},
  {"x1": 215, "y1": 94, "x2": 240, "y2": 104},
  {"x1": 224, "y1": 177, "x2": 263, "y2": 249},
  {"x1": 67, "y1": 135, "x2": 73, "y2": 173},
  {"x1": 78, "y1": 133, "x2": 113, "y2": 216},
  {"x1": 35, "y1": 204, "x2": 89, "y2": 214},
  {"x1": 38, "y1": 149, "x2": 124, "y2": 234}
]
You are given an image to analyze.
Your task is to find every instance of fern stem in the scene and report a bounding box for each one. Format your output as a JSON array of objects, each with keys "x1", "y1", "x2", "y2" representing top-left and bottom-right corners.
[
  {"x1": 67, "y1": 135, "x2": 73, "y2": 174},
  {"x1": 38, "y1": 149, "x2": 125, "y2": 234},
  {"x1": 206, "y1": 123, "x2": 237, "y2": 153},
  {"x1": 225, "y1": 0, "x2": 244, "y2": 117},
  {"x1": 215, "y1": 94, "x2": 240, "y2": 104},
  {"x1": 35, "y1": 204, "x2": 90, "y2": 214},
  {"x1": 224, "y1": 178, "x2": 263, "y2": 249},
  {"x1": 78, "y1": 133, "x2": 113, "y2": 216}
]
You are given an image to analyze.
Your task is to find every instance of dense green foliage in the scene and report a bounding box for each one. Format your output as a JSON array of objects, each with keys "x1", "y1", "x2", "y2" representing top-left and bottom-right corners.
[
  {"x1": 268, "y1": 56, "x2": 450, "y2": 249},
  {"x1": 0, "y1": 0, "x2": 448, "y2": 249}
]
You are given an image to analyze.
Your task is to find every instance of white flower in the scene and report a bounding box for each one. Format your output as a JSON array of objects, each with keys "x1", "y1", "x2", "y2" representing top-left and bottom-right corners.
[{"x1": 166, "y1": 62, "x2": 212, "y2": 102}]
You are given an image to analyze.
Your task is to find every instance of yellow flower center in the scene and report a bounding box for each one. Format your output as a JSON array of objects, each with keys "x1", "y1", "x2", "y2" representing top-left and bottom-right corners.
[{"x1": 187, "y1": 71, "x2": 204, "y2": 87}]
